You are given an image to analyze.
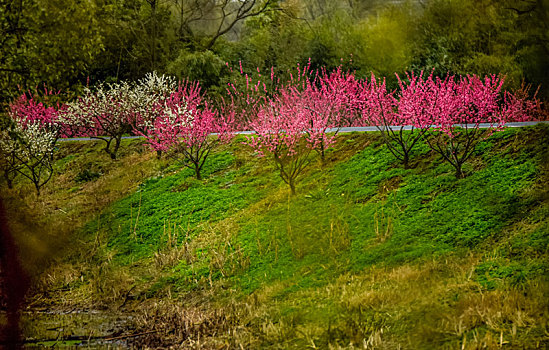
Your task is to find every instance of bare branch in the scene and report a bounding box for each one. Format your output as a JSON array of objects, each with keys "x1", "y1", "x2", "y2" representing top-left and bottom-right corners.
[{"x1": 205, "y1": 0, "x2": 278, "y2": 50}]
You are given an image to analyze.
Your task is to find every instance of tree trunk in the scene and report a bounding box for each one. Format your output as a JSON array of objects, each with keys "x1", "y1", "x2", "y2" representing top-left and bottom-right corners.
[
  {"x1": 103, "y1": 138, "x2": 115, "y2": 159},
  {"x1": 455, "y1": 163, "x2": 464, "y2": 179},
  {"x1": 4, "y1": 170, "x2": 14, "y2": 189},
  {"x1": 319, "y1": 142, "x2": 325, "y2": 164},
  {"x1": 108, "y1": 151, "x2": 116, "y2": 160},
  {"x1": 289, "y1": 179, "x2": 296, "y2": 196},
  {"x1": 195, "y1": 164, "x2": 202, "y2": 180},
  {"x1": 112, "y1": 137, "x2": 122, "y2": 159},
  {"x1": 403, "y1": 153, "x2": 410, "y2": 169},
  {"x1": 105, "y1": 137, "x2": 121, "y2": 160}
]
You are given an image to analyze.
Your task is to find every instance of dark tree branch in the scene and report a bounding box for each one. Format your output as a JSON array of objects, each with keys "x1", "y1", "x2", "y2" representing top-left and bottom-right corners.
[
  {"x1": 505, "y1": 6, "x2": 536, "y2": 14},
  {"x1": 505, "y1": 0, "x2": 537, "y2": 14},
  {"x1": 205, "y1": 0, "x2": 277, "y2": 50}
]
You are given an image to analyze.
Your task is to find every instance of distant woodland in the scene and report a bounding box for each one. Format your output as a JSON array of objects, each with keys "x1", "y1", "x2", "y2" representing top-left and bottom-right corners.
[{"x1": 1, "y1": 0, "x2": 548, "y2": 104}]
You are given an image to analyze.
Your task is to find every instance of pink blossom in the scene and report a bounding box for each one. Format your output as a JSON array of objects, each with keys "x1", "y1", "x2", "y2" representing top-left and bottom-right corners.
[{"x1": 143, "y1": 81, "x2": 233, "y2": 179}]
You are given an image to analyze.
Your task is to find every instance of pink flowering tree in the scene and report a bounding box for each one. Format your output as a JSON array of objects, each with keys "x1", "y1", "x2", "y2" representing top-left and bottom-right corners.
[
  {"x1": 130, "y1": 72, "x2": 177, "y2": 158},
  {"x1": 137, "y1": 80, "x2": 201, "y2": 152},
  {"x1": 360, "y1": 72, "x2": 439, "y2": 168},
  {"x1": 317, "y1": 67, "x2": 363, "y2": 128},
  {"x1": 60, "y1": 81, "x2": 135, "y2": 159},
  {"x1": 247, "y1": 84, "x2": 337, "y2": 195},
  {"x1": 143, "y1": 83, "x2": 233, "y2": 180},
  {"x1": 227, "y1": 62, "x2": 355, "y2": 165},
  {"x1": 223, "y1": 62, "x2": 277, "y2": 129},
  {"x1": 7, "y1": 89, "x2": 63, "y2": 132},
  {"x1": 224, "y1": 59, "x2": 328, "y2": 130},
  {"x1": 424, "y1": 74, "x2": 537, "y2": 178},
  {"x1": 0, "y1": 90, "x2": 62, "y2": 195},
  {"x1": 306, "y1": 67, "x2": 363, "y2": 161}
]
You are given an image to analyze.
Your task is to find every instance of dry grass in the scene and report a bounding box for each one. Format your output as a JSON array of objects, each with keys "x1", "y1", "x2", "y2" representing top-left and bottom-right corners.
[
  {"x1": 317, "y1": 255, "x2": 548, "y2": 349},
  {"x1": 127, "y1": 253, "x2": 547, "y2": 348},
  {"x1": 2, "y1": 140, "x2": 160, "y2": 307}
]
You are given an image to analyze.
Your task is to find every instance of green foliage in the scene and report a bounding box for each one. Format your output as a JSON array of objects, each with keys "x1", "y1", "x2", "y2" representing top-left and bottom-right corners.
[
  {"x1": 74, "y1": 168, "x2": 102, "y2": 183},
  {"x1": 0, "y1": 0, "x2": 103, "y2": 104},
  {"x1": 475, "y1": 258, "x2": 546, "y2": 290},
  {"x1": 89, "y1": 0, "x2": 176, "y2": 83},
  {"x1": 234, "y1": 1, "x2": 310, "y2": 74},
  {"x1": 75, "y1": 127, "x2": 548, "y2": 295},
  {"x1": 83, "y1": 150, "x2": 264, "y2": 264},
  {"x1": 167, "y1": 50, "x2": 228, "y2": 91},
  {"x1": 303, "y1": 11, "x2": 353, "y2": 71},
  {"x1": 353, "y1": 5, "x2": 414, "y2": 79}
]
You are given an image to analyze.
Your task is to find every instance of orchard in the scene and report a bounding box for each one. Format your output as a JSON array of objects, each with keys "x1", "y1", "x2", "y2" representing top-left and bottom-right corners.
[
  {"x1": 2, "y1": 0, "x2": 549, "y2": 346},
  {"x1": 0, "y1": 65, "x2": 541, "y2": 195}
]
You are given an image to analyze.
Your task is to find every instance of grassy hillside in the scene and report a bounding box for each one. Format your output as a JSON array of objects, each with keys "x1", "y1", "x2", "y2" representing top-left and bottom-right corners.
[{"x1": 6, "y1": 125, "x2": 549, "y2": 348}]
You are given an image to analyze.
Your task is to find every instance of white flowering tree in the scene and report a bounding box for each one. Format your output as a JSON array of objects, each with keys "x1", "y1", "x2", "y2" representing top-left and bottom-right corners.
[
  {"x1": 9, "y1": 123, "x2": 57, "y2": 195},
  {"x1": 61, "y1": 81, "x2": 135, "y2": 159},
  {"x1": 130, "y1": 71, "x2": 177, "y2": 130},
  {"x1": 129, "y1": 72, "x2": 177, "y2": 157},
  {"x1": 61, "y1": 73, "x2": 178, "y2": 160},
  {"x1": 0, "y1": 91, "x2": 60, "y2": 195}
]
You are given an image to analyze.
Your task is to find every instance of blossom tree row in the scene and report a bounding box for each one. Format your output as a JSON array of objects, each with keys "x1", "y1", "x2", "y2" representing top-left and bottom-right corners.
[
  {"x1": 1, "y1": 67, "x2": 541, "y2": 196},
  {"x1": 360, "y1": 72, "x2": 539, "y2": 177},
  {"x1": 237, "y1": 68, "x2": 540, "y2": 192}
]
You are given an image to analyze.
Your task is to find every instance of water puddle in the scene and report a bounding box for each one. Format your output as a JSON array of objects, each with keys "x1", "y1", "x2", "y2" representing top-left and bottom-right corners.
[{"x1": 3, "y1": 309, "x2": 139, "y2": 348}]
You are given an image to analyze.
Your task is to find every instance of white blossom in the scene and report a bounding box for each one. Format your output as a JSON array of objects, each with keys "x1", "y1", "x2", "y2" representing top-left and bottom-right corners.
[{"x1": 0, "y1": 122, "x2": 56, "y2": 162}]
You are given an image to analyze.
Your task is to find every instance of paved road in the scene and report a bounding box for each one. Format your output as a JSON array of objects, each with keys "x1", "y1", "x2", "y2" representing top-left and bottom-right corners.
[
  {"x1": 328, "y1": 121, "x2": 549, "y2": 133},
  {"x1": 58, "y1": 121, "x2": 549, "y2": 142}
]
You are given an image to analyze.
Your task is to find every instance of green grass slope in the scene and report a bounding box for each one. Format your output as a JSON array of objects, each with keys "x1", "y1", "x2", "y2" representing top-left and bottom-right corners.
[{"x1": 15, "y1": 125, "x2": 549, "y2": 349}]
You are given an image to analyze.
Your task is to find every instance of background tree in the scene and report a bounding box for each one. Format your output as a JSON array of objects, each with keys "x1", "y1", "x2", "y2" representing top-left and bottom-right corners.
[
  {"x1": 411, "y1": 0, "x2": 549, "y2": 99},
  {"x1": 2, "y1": 0, "x2": 548, "y2": 109},
  {"x1": 0, "y1": 0, "x2": 103, "y2": 106},
  {"x1": 0, "y1": 122, "x2": 20, "y2": 189}
]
